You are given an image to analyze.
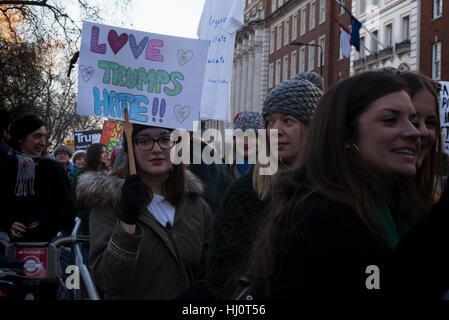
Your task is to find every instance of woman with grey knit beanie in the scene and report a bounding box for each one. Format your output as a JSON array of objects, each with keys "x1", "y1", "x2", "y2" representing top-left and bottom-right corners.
[{"x1": 207, "y1": 72, "x2": 323, "y2": 299}]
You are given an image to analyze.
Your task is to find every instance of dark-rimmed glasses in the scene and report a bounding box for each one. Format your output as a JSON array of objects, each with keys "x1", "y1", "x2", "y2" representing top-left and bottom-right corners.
[{"x1": 134, "y1": 136, "x2": 175, "y2": 151}]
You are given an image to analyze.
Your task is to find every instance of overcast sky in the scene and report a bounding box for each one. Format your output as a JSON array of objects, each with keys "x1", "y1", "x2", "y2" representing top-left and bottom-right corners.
[{"x1": 129, "y1": 0, "x2": 206, "y2": 38}]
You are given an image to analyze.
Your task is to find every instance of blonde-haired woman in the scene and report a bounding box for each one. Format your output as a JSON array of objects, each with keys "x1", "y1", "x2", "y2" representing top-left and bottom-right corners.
[{"x1": 206, "y1": 72, "x2": 323, "y2": 299}]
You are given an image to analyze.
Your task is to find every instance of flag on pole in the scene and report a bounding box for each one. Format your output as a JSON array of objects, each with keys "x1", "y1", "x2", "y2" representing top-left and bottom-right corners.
[
  {"x1": 340, "y1": 28, "x2": 352, "y2": 58},
  {"x1": 328, "y1": 11, "x2": 352, "y2": 57},
  {"x1": 336, "y1": 1, "x2": 362, "y2": 52}
]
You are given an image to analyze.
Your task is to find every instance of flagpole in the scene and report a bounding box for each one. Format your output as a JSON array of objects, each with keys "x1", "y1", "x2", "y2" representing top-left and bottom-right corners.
[{"x1": 335, "y1": 0, "x2": 387, "y2": 50}]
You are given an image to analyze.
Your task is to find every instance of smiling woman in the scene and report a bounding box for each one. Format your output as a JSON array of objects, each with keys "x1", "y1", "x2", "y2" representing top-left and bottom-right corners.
[
  {"x1": 0, "y1": 113, "x2": 75, "y2": 242},
  {"x1": 246, "y1": 70, "x2": 449, "y2": 300}
]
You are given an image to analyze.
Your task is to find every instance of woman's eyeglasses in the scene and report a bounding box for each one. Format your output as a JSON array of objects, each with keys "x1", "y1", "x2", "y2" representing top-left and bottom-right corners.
[{"x1": 134, "y1": 136, "x2": 175, "y2": 151}]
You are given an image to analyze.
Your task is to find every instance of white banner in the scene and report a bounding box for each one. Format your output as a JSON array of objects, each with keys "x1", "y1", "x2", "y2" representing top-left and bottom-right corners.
[{"x1": 76, "y1": 21, "x2": 209, "y2": 131}]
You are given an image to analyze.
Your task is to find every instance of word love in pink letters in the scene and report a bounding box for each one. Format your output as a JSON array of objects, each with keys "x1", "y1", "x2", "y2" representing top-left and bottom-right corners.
[{"x1": 90, "y1": 26, "x2": 163, "y2": 62}]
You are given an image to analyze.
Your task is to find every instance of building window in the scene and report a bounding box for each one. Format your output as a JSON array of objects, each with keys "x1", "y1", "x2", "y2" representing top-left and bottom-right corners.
[
  {"x1": 299, "y1": 47, "x2": 306, "y2": 72},
  {"x1": 340, "y1": 0, "x2": 346, "y2": 15},
  {"x1": 373, "y1": 0, "x2": 379, "y2": 6},
  {"x1": 270, "y1": 28, "x2": 275, "y2": 53},
  {"x1": 338, "y1": 30, "x2": 343, "y2": 60},
  {"x1": 292, "y1": 14, "x2": 298, "y2": 40},
  {"x1": 291, "y1": 51, "x2": 297, "y2": 78},
  {"x1": 433, "y1": 0, "x2": 443, "y2": 19},
  {"x1": 360, "y1": 0, "x2": 366, "y2": 15},
  {"x1": 284, "y1": 19, "x2": 290, "y2": 46},
  {"x1": 432, "y1": 41, "x2": 441, "y2": 80},
  {"x1": 283, "y1": 55, "x2": 289, "y2": 81},
  {"x1": 275, "y1": 59, "x2": 281, "y2": 85},
  {"x1": 359, "y1": 36, "x2": 365, "y2": 59},
  {"x1": 310, "y1": 1, "x2": 316, "y2": 30},
  {"x1": 372, "y1": 30, "x2": 378, "y2": 53},
  {"x1": 269, "y1": 63, "x2": 274, "y2": 88},
  {"x1": 319, "y1": 0, "x2": 326, "y2": 24},
  {"x1": 277, "y1": 25, "x2": 282, "y2": 50},
  {"x1": 402, "y1": 16, "x2": 409, "y2": 41},
  {"x1": 385, "y1": 23, "x2": 393, "y2": 48},
  {"x1": 308, "y1": 41, "x2": 315, "y2": 72},
  {"x1": 319, "y1": 35, "x2": 325, "y2": 67},
  {"x1": 278, "y1": 0, "x2": 283, "y2": 8},
  {"x1": 271, "y1": 0, "x2": 276, "y2": 13},
  {"x1": 300, "y1": 7, "x2": 307, "y2": 35}
]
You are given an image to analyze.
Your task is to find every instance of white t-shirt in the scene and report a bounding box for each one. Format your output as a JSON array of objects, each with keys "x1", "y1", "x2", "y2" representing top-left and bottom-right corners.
[
  {"x1": 147, "y1": 194, "x2": 176, "y2": 227},
  {"x1": 197, "y1": 0, "x2": 244, "y2": 122}
]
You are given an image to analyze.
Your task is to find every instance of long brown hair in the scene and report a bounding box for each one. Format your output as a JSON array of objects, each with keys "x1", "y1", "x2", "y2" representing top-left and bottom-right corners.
[
  {"x1": 396, "y1": 71, "x2": 444, "y2": 207},
  {"x1": 247, "y1": 71, "x2": 425, "y2": 297},
  {"x1": 84, "y1": 143, "x2": 108, "y2": 172}
]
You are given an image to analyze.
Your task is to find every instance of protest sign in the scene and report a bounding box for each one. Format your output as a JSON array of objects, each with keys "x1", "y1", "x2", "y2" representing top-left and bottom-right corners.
[
  {"x1": 76, "y1": 21, "x2": 209, "y2": 131},
  {"x1": 74, "y1": 129, "x2": 102, "y2": 150},
  {"x1": 100, "y1": 120, "x2": 124, "y2": 154},
  {"x1": 197, "y1": 0, "x2": 244, "y2": 122},
  {"x1": 440, "y1": 81, "x2": 449, "y2": 155}
]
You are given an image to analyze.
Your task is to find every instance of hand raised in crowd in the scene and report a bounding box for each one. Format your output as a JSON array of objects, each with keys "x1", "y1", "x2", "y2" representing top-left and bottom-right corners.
[
  {"x1": 120, "y1": 174, "x2": 147, "y2": 227},
  {"x1": 10, "y1": 221, "x2": 41, "y2": 239}
]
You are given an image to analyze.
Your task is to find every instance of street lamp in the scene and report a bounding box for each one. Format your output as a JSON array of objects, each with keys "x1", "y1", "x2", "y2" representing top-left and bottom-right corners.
[{"x1": 289, "y1": 41, "x2": 323, "y2": 77}]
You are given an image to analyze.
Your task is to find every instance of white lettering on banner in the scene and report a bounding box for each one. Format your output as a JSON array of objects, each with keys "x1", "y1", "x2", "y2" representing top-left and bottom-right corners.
[{"x1": 440, "y1": 81, "x2": 449, "y2": 154}]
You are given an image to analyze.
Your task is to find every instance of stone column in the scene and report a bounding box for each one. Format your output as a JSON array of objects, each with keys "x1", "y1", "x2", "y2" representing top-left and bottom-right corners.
[
  {"x1": 240, "y1": 40, "x2": 249, "y2": 111},
  {"x1": 247, "y1": 46, "x2": 255, "y2": 110}
]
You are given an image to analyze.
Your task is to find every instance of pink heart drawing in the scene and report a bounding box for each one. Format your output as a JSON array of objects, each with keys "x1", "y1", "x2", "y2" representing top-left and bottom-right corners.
[
  {"x1": 108, "y1": 30, "x2": 128, "y2": 55},
  {"x1": 80, "y1": 65, "x2": 94, "y2": 82}
]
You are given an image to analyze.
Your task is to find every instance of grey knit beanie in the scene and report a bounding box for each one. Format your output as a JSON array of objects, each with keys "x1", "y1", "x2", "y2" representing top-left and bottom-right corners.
[
  {"x1": 233, "y1": 111, "x2": 263, "y2": 132},
  {"x1": 293, "y1": 71, "x2": 324, "y2": 91},
  {"x1": 54, "y1": 145, "x2": 73, "y2": 157},
  {"x1": 262, "y1": 78, "x2": 322, "y2": 126}
]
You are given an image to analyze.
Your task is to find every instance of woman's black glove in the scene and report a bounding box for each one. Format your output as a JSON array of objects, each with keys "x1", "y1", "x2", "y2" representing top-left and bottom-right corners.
[{"x1": 120, "y1": 174, "x2": 147, "y2": 225}]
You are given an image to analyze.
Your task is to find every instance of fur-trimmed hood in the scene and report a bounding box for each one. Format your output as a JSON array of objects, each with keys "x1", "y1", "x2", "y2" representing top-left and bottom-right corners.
[{"x1": 75, "y1": 169, "x2": 204, "y2": 210}]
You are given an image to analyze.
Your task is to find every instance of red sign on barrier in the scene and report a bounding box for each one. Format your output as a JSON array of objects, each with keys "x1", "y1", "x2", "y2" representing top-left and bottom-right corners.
[{"x1": 16, "y1": 248, "x2": 47, "y2": 278}]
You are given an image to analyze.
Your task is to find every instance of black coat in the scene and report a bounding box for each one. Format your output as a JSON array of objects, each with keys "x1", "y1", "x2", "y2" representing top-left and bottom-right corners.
[
  {"x1": 269, "y1": 186, "x2": 449, "y2": 300},
  {"x1": 0, "y1": 156, "x2": 76, "y2": 242},
  {"x1": 206, "y1": 168, "x2": 268, "y2": 299}
]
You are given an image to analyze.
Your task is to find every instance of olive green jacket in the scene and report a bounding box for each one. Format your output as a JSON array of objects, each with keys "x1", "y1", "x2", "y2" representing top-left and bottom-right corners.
[{"x1": 76, "y1": 170, "x2": 213, "y2": 299}]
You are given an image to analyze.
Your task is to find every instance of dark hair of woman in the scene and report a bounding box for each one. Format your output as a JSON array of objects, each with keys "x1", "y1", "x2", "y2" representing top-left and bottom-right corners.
[
  {"x1": 84, "y1": 143, "x2": 108, "y2": 172},
  {"x1": 247, "y1": 71, "x2": 426, "y2": 296},
  {"x1": 396, "y1": 71, "x2": 444, "y2": 208}
]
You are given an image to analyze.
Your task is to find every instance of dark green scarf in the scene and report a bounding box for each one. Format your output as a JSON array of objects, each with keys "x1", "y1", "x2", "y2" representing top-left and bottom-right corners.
[{"x1": 356, "y1": 166, "x2": 411, "y2": 248}]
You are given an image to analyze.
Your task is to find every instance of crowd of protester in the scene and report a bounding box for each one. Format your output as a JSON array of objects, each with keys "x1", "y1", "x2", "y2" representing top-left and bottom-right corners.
[{"x1": 0, "y1": 69, "x2": 448, "y2": 300}]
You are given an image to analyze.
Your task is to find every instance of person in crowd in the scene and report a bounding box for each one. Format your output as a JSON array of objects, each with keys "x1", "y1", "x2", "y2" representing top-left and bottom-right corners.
[
  {"x1": 187, "y1": 126, "x2": 232, "y2": 215},
  {"x1": 76, "y1": 123, "x2": 213, "y2": 299},
  {"x1": 0, "y1": 109, "x2": 12, "y2": 158},
  {"x1": 54, "y1": 145, "x2": 73, "y2": 174},
  {"x1": 247, "y1": 71, "x2": 449, "y2": 300},
  {"x1": 206, "y1": 72, "x2": 323, "y2": 299},
  {"x1": 108, "y1": 145, "x2": 124, "y2": 169},
  {"x1": 68, "y1": 150, "x2": 86, "y2": 192},
  {"x1": 84, "y1": 143, "x2": 109, "y2": 172},
  {"x1": 228, "y1": 111, "x2": 264, "y2": 181},
  {"x1": 0, "y1": 114, "x2": 75, "y2": 242},
  {"x1": 395, "y1": 70, "x2": 445, "y2": 205}
]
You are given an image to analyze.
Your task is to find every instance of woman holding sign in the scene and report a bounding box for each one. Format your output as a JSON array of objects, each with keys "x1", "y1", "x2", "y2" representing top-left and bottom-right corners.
[{"x1": 76, "y1": 123, "x2": 212, "y2": 299}]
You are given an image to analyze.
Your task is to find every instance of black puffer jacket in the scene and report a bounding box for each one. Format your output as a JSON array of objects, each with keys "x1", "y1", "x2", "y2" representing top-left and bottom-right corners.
[{"x1": 206, "y1": 167, "x2": 268, "y2": 299}]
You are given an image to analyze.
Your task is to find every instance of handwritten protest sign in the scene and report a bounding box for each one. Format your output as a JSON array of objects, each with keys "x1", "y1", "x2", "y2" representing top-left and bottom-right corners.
[
  {"x1": 197, "y1": 0, "x2": 244, "y2": 122},
  {"x1": 440, "y1": 81, "x2": 449, "y2": 155},
  {"x1": 100, "y1": 120, "x2": 124, "y2": 154},
  {"x1": 76, "y1": 21, "x2": 209, "y2": 131}
]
